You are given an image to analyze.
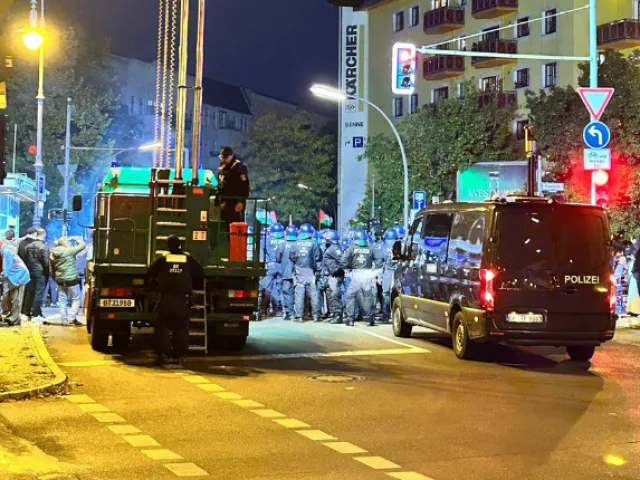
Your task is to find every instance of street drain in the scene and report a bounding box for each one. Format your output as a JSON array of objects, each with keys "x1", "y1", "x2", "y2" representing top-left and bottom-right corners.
[{"x1": 307, "y1": 374, "x2": 365, "y2": 383}]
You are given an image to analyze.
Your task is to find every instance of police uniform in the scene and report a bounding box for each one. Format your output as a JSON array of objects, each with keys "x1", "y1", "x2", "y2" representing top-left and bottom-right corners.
[
  {"x1": 258, "y1": 234, "x2": 286, "y2": 320},
  {"x1": 379, "y1": 241, "x2": 398, "y2": 322},
  {"x1": 323, "y1": 242, "x2": 345, "y2": 323},
  {"x1": 289, "y1": 238, "x2": 322, "y2": 322},
  {"x1": 217, "y1": 156, "x2": 250, "y2": 225},
  {"x1": 149, "y1": 251, "x2": 204, "y2": 361},
  {"x1": 277, "y1": 239, "x2": 297, "y2": 320},
  {"x1": 341, "y1": 242, "x2": 382, "y2": 326}
]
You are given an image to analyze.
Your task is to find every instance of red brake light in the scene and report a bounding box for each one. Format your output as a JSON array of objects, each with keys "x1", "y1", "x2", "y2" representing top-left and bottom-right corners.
[
  {"x1": 480, "y1": 269, "x2": 496, "y2": 311},
  {"x1": 101, "y1": 288, "x2": 132, "y2": 297},
  {"x1": 228, "y1": 290, "x2": 258, "y2": 298}
]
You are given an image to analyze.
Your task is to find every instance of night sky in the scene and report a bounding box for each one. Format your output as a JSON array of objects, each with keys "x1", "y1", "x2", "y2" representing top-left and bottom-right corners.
[{"x1": 57, "y1": 0, "x2": 340, "y2": 110}]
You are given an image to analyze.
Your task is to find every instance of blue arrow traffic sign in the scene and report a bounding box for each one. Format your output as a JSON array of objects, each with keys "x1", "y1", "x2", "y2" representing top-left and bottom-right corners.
[
  {"x1": 412, "y1": 190, "x2": 426, "y2": 210},
  {"x1": 583, "y1": 121, "x2": 610, "y2": 149}
]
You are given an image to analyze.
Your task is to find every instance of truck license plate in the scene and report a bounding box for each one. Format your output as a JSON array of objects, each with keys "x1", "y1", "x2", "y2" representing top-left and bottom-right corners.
[
  {"x1": 100, "y1": 299, "x2": 135, "y2": 308},
  {"x1": 506, "y1": 312, "x2": 544, "y2": 324}
]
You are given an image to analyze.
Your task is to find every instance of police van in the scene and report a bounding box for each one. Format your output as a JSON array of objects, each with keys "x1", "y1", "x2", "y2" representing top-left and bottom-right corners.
[{"x1": 391, "y1": 197, "x2": 617, "y2": 361}]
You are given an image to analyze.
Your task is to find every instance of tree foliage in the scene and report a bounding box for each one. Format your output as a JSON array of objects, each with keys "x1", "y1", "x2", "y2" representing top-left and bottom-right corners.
[
  {"x1": 236, "y1": 113, "x2": 336, "y2": 225},
  {"x1": 526, "y1": 50, "x2": 640, "y2": 237},
  {"x1": 354, "y1": 82, "x2": 517, "y2": 231}
]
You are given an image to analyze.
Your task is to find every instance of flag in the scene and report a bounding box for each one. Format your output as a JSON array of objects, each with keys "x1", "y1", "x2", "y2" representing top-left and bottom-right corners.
[
  {"x1": 319, "y1": 209, "x2": 333, "y2": 227},
  {"x1": 269, "y1": 211, "x2": 278, "y2": 224}
]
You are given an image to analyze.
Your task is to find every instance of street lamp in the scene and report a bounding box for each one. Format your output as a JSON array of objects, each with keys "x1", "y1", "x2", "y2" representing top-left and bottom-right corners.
[
  {"x1": 22, "y1": 0, "x2": 47, "y2": 227},
  {"x1": 310, "y1": 84, "x2": 410, "y2": 232}
]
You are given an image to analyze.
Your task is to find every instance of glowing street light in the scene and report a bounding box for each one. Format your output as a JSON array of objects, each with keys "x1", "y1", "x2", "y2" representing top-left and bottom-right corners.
[
  {"x1": 21, "y1": 27, "x2": 45, "y2": 51},
  {"x1": 138, "y1": 142, "x2": 163, "y2": 151}
]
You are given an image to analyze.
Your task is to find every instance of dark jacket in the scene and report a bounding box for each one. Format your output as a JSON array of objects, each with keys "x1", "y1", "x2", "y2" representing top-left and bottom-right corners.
[
  {"x1": 323, "y1": 244, "x2": 344, "y2": 276},
  {"x1": 289, "y1": 239, "x2": 322, "y2": 272},
  {"x1": 341, "y1": 245, "x2": 382, "y2": 270},
  {"x1": 25, "y1": 239, "x2": 49, "y2": 277},
  {"x1": 148, "y1": 252, "x2": 204, "y2": 295},
  {"x1": 17, "y1": 237, "x2": 36, "y2": 265},
  {"x1": 277, "y1": 240, "x2": 297, "y2": 280},
  {"x1": 217, "y1": 159, "x2": 250, "y2": 200}
]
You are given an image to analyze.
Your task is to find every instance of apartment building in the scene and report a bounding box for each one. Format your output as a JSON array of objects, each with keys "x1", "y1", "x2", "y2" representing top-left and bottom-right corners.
[{"x1": 344, "y1": 0, "x2": 640, "y2": 137}]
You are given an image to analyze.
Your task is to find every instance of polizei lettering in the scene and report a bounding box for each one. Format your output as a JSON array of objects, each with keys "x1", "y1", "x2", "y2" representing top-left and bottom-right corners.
[
  {"x1": 564, "y1": 275, "x2": 600, "y2": 285},
  {"x1": 345, "y1": 25, "x2": 358, "y2": 96}
]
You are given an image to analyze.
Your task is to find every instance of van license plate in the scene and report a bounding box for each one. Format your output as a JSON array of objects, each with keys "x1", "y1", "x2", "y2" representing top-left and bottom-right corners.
[
  {"x1": 506, "y1": 312, "x2": 544, "y2": 324},
  {"x1": 100, "y1": 299, "x2": 135, "y2": 308}
]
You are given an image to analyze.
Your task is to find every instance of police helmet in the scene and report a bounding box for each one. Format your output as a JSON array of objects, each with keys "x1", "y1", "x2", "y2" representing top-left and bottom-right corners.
[
  {"x1": 313, "y1": 231, "x2": 324, "y2": 244},
  {"x1": 340, "y1": 238, "x2": 350, "y2": 250},
  {"x1": 393, "y1": 224, "x2": 406, "y2": 239},
  {"x1": 326, "y1": 230, "x2": 340, "y2": 245},
  {"x1": 364, "y1": 232, "x2": 374, "y2": 245},
  {"x1": 353, "y1": 229, "x2": 368, "y2": 247},
  {"x1": 384, "y1": 228, "x2": 399, "y2": 243},
  {"x1": 298, "y1": 223, "x2": 315, "y2": 240},
  {"x1": 269, "y1": 222, "x2": 284, "y2": 239},
  {"x1": 285, "y1": 225, "x2": 298, "y2": 241}
]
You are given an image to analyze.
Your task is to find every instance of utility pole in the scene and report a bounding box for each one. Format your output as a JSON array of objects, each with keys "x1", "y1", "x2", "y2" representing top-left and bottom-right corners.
[
  {"x1": 190, "y1": 0, "x2": 206, "y2": 183},
  {"x1": 31, "y1": 0, "x2": 45, "y2": 227},
  {"x1": 63, "y1": 97, "x2": 71, "y2": 236},
  {"x1": 12, "y1": 123, "x2": 16, "y2": 173},
  {"x1": 173, "y1": 0, "x2": 190, "y2": 180},
  {"x1": 371, "y1": 174, "x2": 375, "y2": 221}
]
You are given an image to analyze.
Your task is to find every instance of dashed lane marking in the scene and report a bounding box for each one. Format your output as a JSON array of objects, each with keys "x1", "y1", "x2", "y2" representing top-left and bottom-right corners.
[
  {"x1": 163, "y1": 462, "x2": 209, "y2": 477},
  {"x1": 108, "y1": 425, "x2": 141, "y2": 434},
  {"x1": 251, "y1": 409, "x2": 286, "y2": 418},
  {"x1": 323, "y1": 442, "x2": 368, "y2": 454},
  {"x1": 387, "y1": 472, "x2": 436, "y2": 480},
  {"x1": 296, "y1": 430, "x2": 337, "y2": 441},
  {"x1": 232, "y1": 399, "x2": 264, "y2": 408},
  {"x1": 214, "y1": 392, "x2": 243, "y2": 400},
  {"x1": 354, "y1": 456, "x2": 401, "y2": 470},
  {"x1": 64, "y1": 394, "x2": 95, "y2": 403},
  {"x1": 196, "y1": 383, "x2": 225, "y2": 392},
  {"x1": 142, "y1": 449, "x2": 184, "y2": 461},
  {"x1": 78, "y1": 403, "x2": 110, "y2": 413},
  {"x1": 91, "y1": 413, "x2": 126, "y2": 423},
  {"x1": 182, "y1": 375, "x2": 210, "y2": 384},
  {"x1": 273, "y1": 418, "x2": 310, "y2": 429},
  {"x1": 122, "y1": 435, "x2": 161, "y2": 448}
]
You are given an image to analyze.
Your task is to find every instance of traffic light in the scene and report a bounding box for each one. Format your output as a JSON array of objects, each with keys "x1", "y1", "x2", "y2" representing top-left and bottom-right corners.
[
  {"x1": 592, "y1": 169, "x2": 609, "y2": 207},
  {"x1": 392, "y1": 43, "x2": 416, "y2": 95}
]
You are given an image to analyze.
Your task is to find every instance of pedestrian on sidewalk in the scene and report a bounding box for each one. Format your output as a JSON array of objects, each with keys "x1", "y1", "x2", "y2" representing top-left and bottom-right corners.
[
  {"x1": 17, "y1": 227, "x2": 38, "y2": 319},
  {"x1": 50, "y1": 236, "x2": 86, "y2": 326},
  {"x1": 23, "y1": 228, "x2": 49, "y2": 321},
  {"x1": 0, "y1": 240, "x2": 30, "y2": 327}
]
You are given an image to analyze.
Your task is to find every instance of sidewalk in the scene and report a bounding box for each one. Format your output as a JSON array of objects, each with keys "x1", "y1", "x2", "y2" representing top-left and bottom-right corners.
[
  {"x1": 0, "y1": 323, "x2": 67, "y2": 401},
  {"x1": 616, "y1": 315, "x2": 640, "y2": 329}
]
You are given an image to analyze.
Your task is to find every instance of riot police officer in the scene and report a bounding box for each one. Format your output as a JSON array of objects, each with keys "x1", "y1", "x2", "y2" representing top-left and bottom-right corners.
[
  {"x1": 257, "y1": 223, "x2": 286, "y2": 320},
  {"x1": 341, "y1": 230, "x2": 382, "y2": 327},
  {"x1": 149, "y1": 235, "x2": 204, "y2": 365},
  {"x1": 392, "y1": 224, "x2": 406, "y2": 241},
  {"x1": 217, "y1": 146, "x2": 250, "y2": 226},
  {"x1": 315, "y1": 231, "x2": 330, "y2": 320},
  {"x1": 323, "y1": 230, "x2": 345, "y2": 324},
  {"x1": 277, "y1": 225, "x2": 298, "y2": 320},
  {"x1": 379, "y1": 229, "x2": 399, "y2": 323},
  {"x1": 289, "y1": 223, "x2": 322, "y2": 322}
]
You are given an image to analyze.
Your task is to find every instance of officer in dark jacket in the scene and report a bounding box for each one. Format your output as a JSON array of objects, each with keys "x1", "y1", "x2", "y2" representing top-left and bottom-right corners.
[
  {"x1": 289, "y1": 224, "x2": 322, "y2": 322},
  {"x1": 257, "y1": 223, "x2": 286, "y2": 320},
  {"x1": 148, "y1": 235, "x2": 204, "y2": 365},
  {"x1": 217, "y1": 146, "x2": 250, "y2": 226},
  {"x1": 23, "y1": 228, "x2": 49, "y2": 319},
  {"x1": 323, "y1": 230, "x2": 345, "y2": 324}
]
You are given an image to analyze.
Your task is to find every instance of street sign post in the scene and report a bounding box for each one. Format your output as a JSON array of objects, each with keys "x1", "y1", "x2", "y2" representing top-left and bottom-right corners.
[
  {"x1": 540, "y1": 182, "x2": 565, "y2": 193},
  {"x1": 584, "y1": 148, "x2": 611, "y2": 170},
  {"x1": 583, "y1": 121, "x2": 611, "y2": 149},
  {"x1": 577, "y1": 87, "x2": 614, "y2": 121},
  {"x1": 412, "y1": 190, "x2": 426, "y2": 210}
]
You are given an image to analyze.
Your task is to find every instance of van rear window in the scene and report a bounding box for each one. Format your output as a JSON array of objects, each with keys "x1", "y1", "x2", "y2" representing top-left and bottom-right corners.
[{"x1": 496, "y1": 209, "x2": 608, "y2": 270}]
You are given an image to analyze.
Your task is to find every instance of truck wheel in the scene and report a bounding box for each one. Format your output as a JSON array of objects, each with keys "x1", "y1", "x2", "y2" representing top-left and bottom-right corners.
[
  {"x1": 226, "y1": 335, "x2": 247, "y2": 352},
  {"x1": 392, "y1": 298, "x2": 412, "y2": 338},
  {"x1": 566, "y1": 345, "x2": 596, "y2": 362},
  {"x1": 452, "y1": 311, "x2": 475, "y2": 360},
  {"x1": 112, "y1": 332, "x2": 131, "y2": 352},
  {"x1": 90, "y1": 324, "x2": 109, "y2": 352}
]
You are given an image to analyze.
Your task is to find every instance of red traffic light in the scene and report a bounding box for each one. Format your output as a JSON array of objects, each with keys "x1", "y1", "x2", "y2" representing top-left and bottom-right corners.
[
  {"x1": 592, "y1": 170, "x2": 609, "y2": 187},
  {"x1": 28, "y1": 145, "x2": 37, "y2": 155},
  {"x1": 392, "y1": 42, "x2": 416, "y2": 95}
]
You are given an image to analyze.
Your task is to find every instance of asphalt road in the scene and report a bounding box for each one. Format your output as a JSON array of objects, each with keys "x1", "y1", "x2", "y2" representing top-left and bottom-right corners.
[{"x1": 1, "y1": 318, "x2": 640, "y2": 480}]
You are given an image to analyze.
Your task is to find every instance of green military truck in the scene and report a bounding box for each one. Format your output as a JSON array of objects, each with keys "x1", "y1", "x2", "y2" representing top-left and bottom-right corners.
[{"x1": 75, "y1": 166, "x2": 266, "y2": 354}]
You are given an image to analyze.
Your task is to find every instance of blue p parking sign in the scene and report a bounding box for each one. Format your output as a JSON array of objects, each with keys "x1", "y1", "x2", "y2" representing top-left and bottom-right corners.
[{"x1": 353, "y1": 136, "x2": 364, "y2": 148}]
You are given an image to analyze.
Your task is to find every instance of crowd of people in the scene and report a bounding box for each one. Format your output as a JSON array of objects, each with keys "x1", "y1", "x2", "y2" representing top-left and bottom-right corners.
[
  {"x1": 257, "y1": 222, "x2": 405, "y2": 327},
  {"x1": 0, "y1": 227, "x2": 87, "y2": 327}
]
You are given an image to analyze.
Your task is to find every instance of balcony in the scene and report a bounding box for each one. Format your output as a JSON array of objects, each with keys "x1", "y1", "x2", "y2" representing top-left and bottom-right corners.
[
  {"x1": 597, "y1": 19, "x2": 640, "y2": 50},
  {"x1": 423, "y1": 56, "x2": 465, "y2": 80},
  {"x1": 472, "y1": 0, "x2": 518, "y2": 19},
  {"x1": 472, "y1": 39, "x2": 517, "y2": 68},
  {"x1": 423, "y1": 7, "x2": 465, "y2": 34},
  {"x1": 478, "y1": 90, "x2": 518, "y2": 108}
]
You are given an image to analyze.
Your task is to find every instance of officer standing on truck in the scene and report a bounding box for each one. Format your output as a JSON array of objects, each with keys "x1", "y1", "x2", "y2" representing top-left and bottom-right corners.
[
  {"x1": 149, "y1": 235, "x2": 204, "y2": 366},
  {"x1": 276, "y1": 225, "x2": 298, "y2": 320},
  {"x1": 323, "y1": 230, "x2": 345, "y2": 324},
  {"x1": 289, "y1": 224, "x2": 322, "y2": 322},
  {"x1": 342, "y1": 230, "x2": 382, "y2": 327},
  {"x1": 217, "y1": 147, "x2": 250, "y2": 226},
  {"x1": 257, "y1": 223, "x2": 286, "y2": 320}
]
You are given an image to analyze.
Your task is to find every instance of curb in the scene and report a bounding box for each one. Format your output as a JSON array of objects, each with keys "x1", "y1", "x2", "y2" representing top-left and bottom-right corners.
[{"x1": 0, "y1": 324, "x2": 68, "y2": 402}]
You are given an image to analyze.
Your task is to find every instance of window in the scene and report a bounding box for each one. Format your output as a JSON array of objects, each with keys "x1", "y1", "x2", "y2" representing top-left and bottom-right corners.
[
  {"x1": 544, "y1": 9, "x2": 557, "y2": 35},
  {"x1": 212, "y1": 111, "x2": 217, "y2": 129},
  {"x1": 219, "y1": 111, "x2": 228, "y2": 128},
  {"x1": 393, "y1": 97, "x2": 404, "y2": 117},
  {"x1": 130, "y1": 96, "x2": 135, "y2": 114},
  {"x1": 229, "y1": 115, "x2": 237, "y2": 130},
  {"x1": 139, "y1": 97, "x2": 144, "y2": 115},
  {"x1": 515, "y1": 68, "x2": 530, "y2": 89},
  {"x1": 544, "y1": 62, "x2": 557, "y2": 87},
  {"x1": 457, "y1": 37, "x2": 467, "y2": 51},
  {"x1": 516, "y1": 119, "x2": 529, "y2": 140},
  {"x1": 393, "y1": 11, "x2": 404, "y2": 32},
  {"x1": 482, "y1": 26, "x2": 500, "y2": 43},
  {"x1": 517, "y1": 17, "x2": 530, "y2": 38},
  {"x1": 410, "y1": 93, "x2": 419, "y2": 114},
  {"x1": 408, "y1": 217, "x2": 424, "y2": 261},
  {"x1": 482, "y1": 76, "x2": 498, "y2": 92},
  {"x1": 457, "y1": 83, "x2": 465, "y2": 98},
  {"x1": 422, "y1": 213, "x2": 453, "y2": 265},
  {"x1": 433, "y1": 86, "x2": 449, "y2": 102},
  {"x1": 448, "y1": 212, "x2": 486, "y2": 270},
  {"x1": 432, "y1": 0, "x2": 448, "y2": 8},
  {"x1": 410, "y1": 6, "x2": 419, "y2": 27}
]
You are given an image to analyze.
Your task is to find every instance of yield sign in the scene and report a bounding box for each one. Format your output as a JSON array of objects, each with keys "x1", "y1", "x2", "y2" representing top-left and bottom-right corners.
[{"x1": 577, "y1": 87, "x2": 614, "y2": 121}]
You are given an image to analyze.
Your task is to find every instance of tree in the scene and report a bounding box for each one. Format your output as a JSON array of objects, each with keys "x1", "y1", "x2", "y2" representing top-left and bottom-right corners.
[
  {"x1": 354, "y1": 81, "x2": 517, "y2": 231},
  {"x1": 526, "y1": 50, "x2": 640, "y2": 237},
  {"x1": 236, "y1": 113, "x2": 336, "y2": 225}
]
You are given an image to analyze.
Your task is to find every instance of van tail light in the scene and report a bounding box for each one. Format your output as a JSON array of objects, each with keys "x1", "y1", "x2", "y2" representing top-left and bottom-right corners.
[
  {"x1": 480, "y1": 269, "x2": 496, "y2": 312},
  {"x1": 100, "y1": 288, "x2": 133, "y2": 297},
  {"x1": 228, "y1": 290, "x2": 258, "y2": 298},
  {"x1": 609, "y1": 274, "x2": 616, "y2": 313}
]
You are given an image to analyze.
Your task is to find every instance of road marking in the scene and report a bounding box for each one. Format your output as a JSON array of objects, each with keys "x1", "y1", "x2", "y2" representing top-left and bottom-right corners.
[
  {"x1": 354, "y1": 326, "x2": 430, "y2": 351},
  {"x1": 323, "y1": 442, "x2": 367, "y2": 454},
  {"x1": 197, "y1": 383, "x2": 225, "y2": 392},
  {"x1": 388, "y1": 472, "x2": 435, "y2": 480},
  {"x1": 231, "y1": 399, "x2": 264, "y2": 408},
  {"x1": 273, "y1": 418, "x2": 310, "y2": 429},
  {"x1": 183, "y1": 375, "x2": 209, "y2": 384},
  {"x1": 108, "y1": 425, "x2": 141, "y2": 434},
  {"x1": 354, "y1": 456, "x2": 401, "y2": 470},
  {"x1": 142, "y1": 449, "x2": 184, "y2": 461},
  {"x1": 60, "y1": 360, "x2": 117, "y2": 367},
  {"x1": 65, "y1": 394, "x2": 95, "y2": 403},
  {"x1": 251, "y1": 409, "x2": 286, "y2": 418},
  {"x1": 122, "y1": 435, "x2": 161, "y2": 448},
  {"x1": 206, "y1": 347, "x2": 427, "y2": 363},
  {"x1": 92, "y1": 413, "x2": 126, "y2": 423},
  {"x1": 78, "y1": 403, "x2": 110, "y2": 413},
  {"x1": 163, "y1": 462, "x2": 209, "y2": 477},
  {"x1": 296, "y1": 430, "x2": 337, "y2": 441},
  {"x1": 214, "y1": 392, "x2": 243, "y2": 400}
]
